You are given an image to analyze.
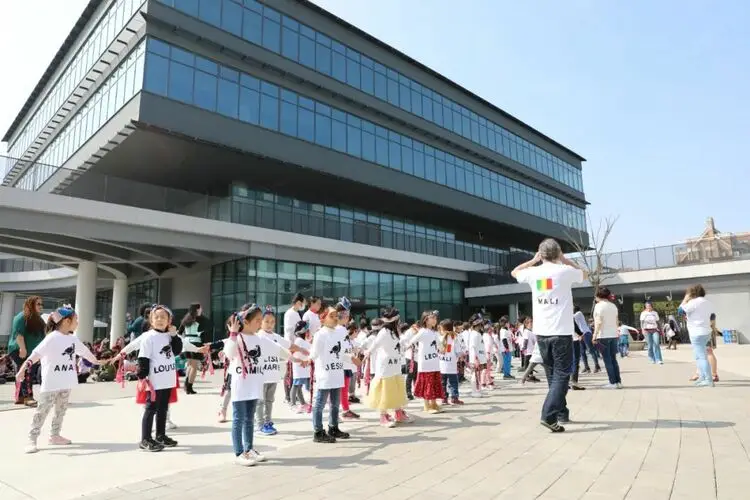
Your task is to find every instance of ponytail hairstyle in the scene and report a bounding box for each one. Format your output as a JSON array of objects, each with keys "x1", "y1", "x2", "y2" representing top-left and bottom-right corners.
[
  {"x1": 294, "y1": 320, "x2": 310, "y2": 339},
  {"x1": 439, "y1": 318, "x2": 455, "y2": 338},
  {"x1": 46, "y1": 305, "x2": 76, "y2": 333}
]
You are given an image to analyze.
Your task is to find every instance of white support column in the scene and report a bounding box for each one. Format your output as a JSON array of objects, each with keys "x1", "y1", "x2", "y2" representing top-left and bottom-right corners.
[
  {"x1": 0, "y1": 292, "x2": 16, "y2": 339},
  {"x1": 75, "y1": 262, "x2": 97, "y2": 343},
  {"x1": 508, "y1": 302, "x2": 519, "y2": 324},
  {"x1": 110, "y1": 278, "x2": 128, "y2": 345}
]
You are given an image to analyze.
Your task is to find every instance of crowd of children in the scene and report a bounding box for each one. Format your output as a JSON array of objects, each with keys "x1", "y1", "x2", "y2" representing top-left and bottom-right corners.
[{"x1": 13, "y1": 297, "x2": 570, "y2": 464}]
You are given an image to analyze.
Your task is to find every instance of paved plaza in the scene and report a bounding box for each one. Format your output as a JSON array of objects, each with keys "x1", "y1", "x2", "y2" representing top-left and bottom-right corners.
[{"x1": 2, "y1": 346, "x2": 750, "y2": 500}]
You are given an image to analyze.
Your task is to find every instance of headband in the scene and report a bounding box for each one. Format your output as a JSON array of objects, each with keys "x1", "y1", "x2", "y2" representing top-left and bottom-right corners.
[
  {"x1": 337, "y1": 296, "x2": 351, "y2": 311},
  {"x1": 151, "y1": 304, "x2": 173, "y2": 319},
  {"x1": 262, "y1": 305, "x2": 275, "y2": 316},
  {"x1": 50, "y1": 305, "x2": 75, "y2": 323}
]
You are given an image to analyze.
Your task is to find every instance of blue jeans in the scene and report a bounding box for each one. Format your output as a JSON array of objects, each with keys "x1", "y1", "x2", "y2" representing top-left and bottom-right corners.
[
  {"x1": 231, "y1": 399, "x2": 258, "y2": 456},
  {"x1": 537, "y1": 335, "x2": 573, "y2": 424},
  {"x1": 618, "y1": 342, "x2": 629, "y2": 357},
  {"x1": 600, "y1": 338, "x2": 621, "y2": 385},
  {"x1": 645, "y1": 332, "x2": 663, "y2": 363},
  {"x1": 312, "y1": 388, "x2": 341, "y2": 432},
  {"x1": 502, "y1": 351, "x2": 512, "y2": 376},
  {"x1": 441, "y1": 373, "x2": 459, "y2": 399},
  {"x1": 571, "y1": 340, "x2": 581, "y2": 383},
  {"x1": 581, "y1": 331, "x2": 600, "y2": 369},
  {"x1": 690, "y1": 335, "x2": 711, "y2": 382}
]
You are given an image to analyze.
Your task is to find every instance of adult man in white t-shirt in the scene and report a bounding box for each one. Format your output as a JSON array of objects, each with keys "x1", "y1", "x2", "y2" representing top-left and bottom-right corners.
[{"x1": 512, "y1": 238, "x2": 587, "y2": 433}]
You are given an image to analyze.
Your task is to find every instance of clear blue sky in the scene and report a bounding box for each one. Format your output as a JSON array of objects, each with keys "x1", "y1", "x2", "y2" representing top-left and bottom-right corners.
[{"x1": 312, "y1": 0, "x2": 750, "y2": 251}]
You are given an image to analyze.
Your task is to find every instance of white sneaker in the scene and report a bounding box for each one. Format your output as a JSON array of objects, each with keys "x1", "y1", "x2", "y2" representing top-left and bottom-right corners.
[
  {"x1": 616, "y1": 383, "x2": 624, "y2": 389},
  {"x1": 602, "y1": 383, "x2": 618, "y2": 389},
  {"x1": 470, "y1": 391, "x2": 483, "y2": 398},
  {"x1": 658, "y1": 361, "x2": 664, "y2": 365},
  {"x1": 25, "y1": 440, "x2": 39, "y2": 454},
  {"x1": 234, "y1": 453, "x2": 256, "y2": 467},
  {"x1": 167, "y1": 420, "x2": 177, "y2": 430},
  {"x1": 248, "y1": 449, "x2": 267, "y2": 463}
]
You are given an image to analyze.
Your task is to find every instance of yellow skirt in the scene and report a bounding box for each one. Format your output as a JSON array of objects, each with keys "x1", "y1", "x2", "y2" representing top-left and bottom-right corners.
[{"x1": 367, "y1": 374, "x2": 408, "y2": 411}]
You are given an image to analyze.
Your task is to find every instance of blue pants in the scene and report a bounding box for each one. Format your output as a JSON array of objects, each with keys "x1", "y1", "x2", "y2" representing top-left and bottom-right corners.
[
  {"x1": 618, "y1": 342, "x2": 629, "y2": 357},
  {"x1": 690, "y1": 335, "x2": 711, "y2": 382},
  {"x1": 581, "y1": 331, "x2": 600, "y2": 369},
  {"x1": 645, "y1": 332, "x2": 663, "y2": 363},
  {"x1": 441, "y1": 373, "x2": 459, "y2": 399},
  {"x1": 600, "y1": 338, "x2": 621, "y2": 385},
  {"x1": 231, "y1": 399, "x2": 258, "y2": 456},
  {"x1": 537, "y1": 335, "x2": 572, "y2": 424},
  {"x1": 502, "y1": 351, "x2": 512, "y2": 376},
  {"x1": 312, "y1": 388, "x2": 340, "y2": 432}
]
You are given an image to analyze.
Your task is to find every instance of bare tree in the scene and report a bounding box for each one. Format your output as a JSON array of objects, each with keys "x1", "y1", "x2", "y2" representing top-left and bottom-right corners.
[{"x1": 565, "y1": 215, "x2": 620, "y2": 298}]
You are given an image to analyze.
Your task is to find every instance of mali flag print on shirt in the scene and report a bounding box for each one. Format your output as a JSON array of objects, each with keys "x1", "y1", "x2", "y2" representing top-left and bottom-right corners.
[{"x1": 536, "y1": 278, "x2": 554, "y2": 291}]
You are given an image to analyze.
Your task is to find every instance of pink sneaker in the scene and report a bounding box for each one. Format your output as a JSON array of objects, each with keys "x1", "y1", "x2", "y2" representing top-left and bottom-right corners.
[
  {"x1": 395, "y1": 409, "x2": 414, "y2": 423},
  {"x1": 305, "y1": 404, "x2": 312, "y2": 414},
  {"x1": 49, "y1": 435, "x2": 72, "y2": 445},
  {"x1": 380, "y1": 413, "x2": 396, "y2": 428}
]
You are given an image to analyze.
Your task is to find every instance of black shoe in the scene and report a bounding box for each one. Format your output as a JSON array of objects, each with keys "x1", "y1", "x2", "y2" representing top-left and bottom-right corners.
[
  {"x1": 407, "y1": 394, "x2": 414, "y2": 401},
  {"x1": 348, "y1": 396, "x2": 360, "y2": 404},
  {"x1": 503, "y1": 375, "x2": 515, "y2": 380},
  {"x1": 540, "y1": 421, "x2": 565, "y2": 433},
  {"x1": 582, "y1": 368, "x2": 591, "y2": 374},
  {"x1": 328, "y1": 426, "x2": 350, "y2": 440},
  {"x1": 139, "y1": 439, "x2": 165, "y2": 452},
  {"x1": 313, "y1": 430, "x2": 336, "y2": 443},
  {"x1": 155, "y1": 435, "x2": 178, "y2": 447},
  {"x1": 570, "y1": 384, "x2": 586, "y2": 391},
  {"x1": 594, "y1": 366, "x2": 601, "y2": 373},
  {"x1": 558, "y1": 416, "x2": 571, "y2": 424}
]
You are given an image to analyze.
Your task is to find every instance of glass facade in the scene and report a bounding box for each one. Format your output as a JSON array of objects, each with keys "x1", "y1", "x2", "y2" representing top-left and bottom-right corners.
[
  {"x1": 212, "y1": 257, "x2": 464, "y2": 335},
  {"x1": 230, "y1": 185, "x2": 511, "y2": 268},
  {"x1": 95, "y1": 279, "x2": 159, "y2": 324},
  {"x1": 16, "y1": 41, "x2": 146, "y2": 191},
  {"x1": 0, "y1": 257, "x2": 59, "y2": 273},
  {"x1": 156, "y1": 0, "x2": 583, "y2": 192},
  {"x1": 7, "y1": 0, "x2": 146, "y2": 162},
  {"x1": 144, "y1": 39, "x2": 585, "y2": 231}
]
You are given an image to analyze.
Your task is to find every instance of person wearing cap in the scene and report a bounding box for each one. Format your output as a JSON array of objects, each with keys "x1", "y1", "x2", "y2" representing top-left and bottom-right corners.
[
  {"x1": 16, "y1": 306, "x2": 99, "y2": 454},
  {"x1": 511, "y1": 238, "x2": 587, "y2": 433},
  {"x1": 364, "y1": 307, "x2": 414, "y2": 426}
]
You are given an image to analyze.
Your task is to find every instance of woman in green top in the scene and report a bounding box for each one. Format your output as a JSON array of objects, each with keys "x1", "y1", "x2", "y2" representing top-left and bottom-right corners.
[{"x1": 8, "y1": 296, "x2": 46, "y2": 407}]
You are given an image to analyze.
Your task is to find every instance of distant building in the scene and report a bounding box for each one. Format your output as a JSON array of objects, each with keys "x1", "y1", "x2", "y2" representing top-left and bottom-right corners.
[{"x1": 676, "y1": 218, "x2": 750, "y2": 265}]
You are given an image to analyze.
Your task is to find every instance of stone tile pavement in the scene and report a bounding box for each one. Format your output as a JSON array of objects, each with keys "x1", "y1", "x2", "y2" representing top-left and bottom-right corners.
[{"x1": 2, "y1": 348, "x2": 750, "y2": 500}]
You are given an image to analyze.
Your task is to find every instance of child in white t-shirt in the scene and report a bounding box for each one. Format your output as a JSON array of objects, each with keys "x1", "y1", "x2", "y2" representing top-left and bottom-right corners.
[
  {"x1": 255, "y1": 308, "x2": 293, "y2": 436},
  {"x1": 438, "y1": 319, "x2": 464, "y2": 405},
  {"x1": 520, "y1": 317, "x2": 540, "y2": 383},
  {"x1": 481, "y1": 326, "x2": 497, "y2": 390},
  {"x1": 16, "y1": 306, "x2": 99, "y2": 454},
  {"x1": 467, "y1": 314, "x2": 488, "y2": 398},
  {"x1": 405, "y1": 311, "x2": 444, "y2": 414},
  {"x1": 290, "y1": 320, "x2": 312, "y2": 413}
]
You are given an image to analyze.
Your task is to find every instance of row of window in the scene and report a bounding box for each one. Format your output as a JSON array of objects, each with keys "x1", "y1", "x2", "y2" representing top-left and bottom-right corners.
[
  {"x1": 211, "y1": 257, "x2": 464, "y2": 334},
  {"x1": 16, "y1": 42, "x2": 146, "y2": 191},
  {"x1": 95, "y1": 279, "x2": 159, "y2": 323},
  {"x1": 229, "y1": 185, "x2": 514, "y2": 268},
  {"x1": 143, "y1": 39, "x2": 586, "y2": 231},
  {"x1": 0, "y1": 258, "x2": 59, "y2": 273},
  {"x1": 156, "y1": 0, "x2": 584, "y2": 192},
  {"x1": 7, "y1": 0, "x2": 144, "y2": 163}
]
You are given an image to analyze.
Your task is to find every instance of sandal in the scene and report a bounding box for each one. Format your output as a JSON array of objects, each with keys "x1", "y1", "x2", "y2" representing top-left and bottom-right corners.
[{"x1": 713, "y1": 375, "x2": 719, "y2": 382}]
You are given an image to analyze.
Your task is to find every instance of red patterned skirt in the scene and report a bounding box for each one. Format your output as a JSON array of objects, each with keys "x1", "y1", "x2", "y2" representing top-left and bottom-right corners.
[{"x1": 414, "y1": 371, "x2": 443, "y2": 400}]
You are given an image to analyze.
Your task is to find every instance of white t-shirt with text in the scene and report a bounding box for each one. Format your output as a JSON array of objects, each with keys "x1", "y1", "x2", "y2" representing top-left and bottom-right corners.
[
  {"x1": 224, "y1": 334, "x2": 275, "y2": 402},
  {"x1": 367, "y1": 328, "x2": 403, "y2": 379},
  {"x1": 138, "y1": 330, "x2": 178, "y2": 391},
  {"x1": 439, "y1": 335, "x2": 460, "y2": 375},
  {"x1": 310, "y1": 326, "x2": 347, "y2": 390},
  {"x1": 257, "y1": 330, "x2": 290, "y2": 383},
  {"x1": 412, "y1": 328, "x2": 440, "y2": 373},
  {"x1": 469, "y1": 329, "x2": 487, "y2": 364},
  {"x1": 515, "y1": 262, "x2": 584, "y2": 336},
  {"x1": 32, "y1": 331, "x2": 95, "y2": 393}
]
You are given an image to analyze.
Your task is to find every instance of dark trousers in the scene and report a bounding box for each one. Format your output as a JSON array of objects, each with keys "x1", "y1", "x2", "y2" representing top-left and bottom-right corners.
[
  {"x1": 538, "y1": 335, "x2": 573, "y2": 424},
  {"x1": 521, "y1": 354, "x2": 531, "y2": 370},
  {"x1": 405, "y1": 360, "x2": 418, "y2": 397},
  {"x1": 581, "y1": 332, "x2": 600, "y2": 370},
  {"x1": 441, "y1": 373, "x2": 459, "y2": 399},
  {"x1": 142, "y1": 388, "x2": 171, "y2": 441},
  {"x1": 10, "y1": 350, "x2": 38, "y2": 401},
  {"x1": 571, "y1": 340, "x2": 582, "y2": 383},
  {"x1": 600, "y1": 338, "x2": 622, "y2": 385}
]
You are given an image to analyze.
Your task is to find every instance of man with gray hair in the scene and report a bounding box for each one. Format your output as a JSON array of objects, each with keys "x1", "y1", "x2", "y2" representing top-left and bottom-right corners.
[{"x1": 511, "y1": 238, "x2": 587, "y2": 433}]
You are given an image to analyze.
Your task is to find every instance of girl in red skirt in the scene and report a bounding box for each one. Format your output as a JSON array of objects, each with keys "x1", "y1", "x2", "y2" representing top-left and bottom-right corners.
[{"x1": 405, "y1": 310, "x2": 443, "y2": 414}]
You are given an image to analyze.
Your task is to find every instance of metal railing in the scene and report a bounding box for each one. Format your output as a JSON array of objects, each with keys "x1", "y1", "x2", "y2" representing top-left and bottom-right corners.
[{"x1": 468, "y1": 241, "x2": 750, "y2": 288}]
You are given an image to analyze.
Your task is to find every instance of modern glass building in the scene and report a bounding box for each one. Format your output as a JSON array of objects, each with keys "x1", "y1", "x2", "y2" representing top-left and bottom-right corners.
[{"x1": 0, "y1": 0, "x2": 588, "y2": 337}]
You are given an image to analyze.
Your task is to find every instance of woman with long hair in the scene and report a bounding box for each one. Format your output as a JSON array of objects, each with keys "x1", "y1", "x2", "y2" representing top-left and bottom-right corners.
[
  {"x1": 679, "y1": 284, "x2": 715, "y2": 387},
  {"x1": 10, "y1": 296, "x2": 46, "y2": 407}
]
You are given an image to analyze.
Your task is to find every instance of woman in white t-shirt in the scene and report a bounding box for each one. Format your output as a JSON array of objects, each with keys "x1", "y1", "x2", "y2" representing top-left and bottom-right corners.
[
  {"x1": 16, "y1": 306, "x2": 99, "y2": 454},
  {"x1": 593, "y1": 288, "x2": 622, "y2": 389},
  {"x1": 679, "y1": 284, "x2": 715, "y2": 387},
  {"x1": 405, "y1": 311, "x2": 444, "y2": 414},
  {"x1": 364, "y1": 307, "x2": 414, "y2": 427}
]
